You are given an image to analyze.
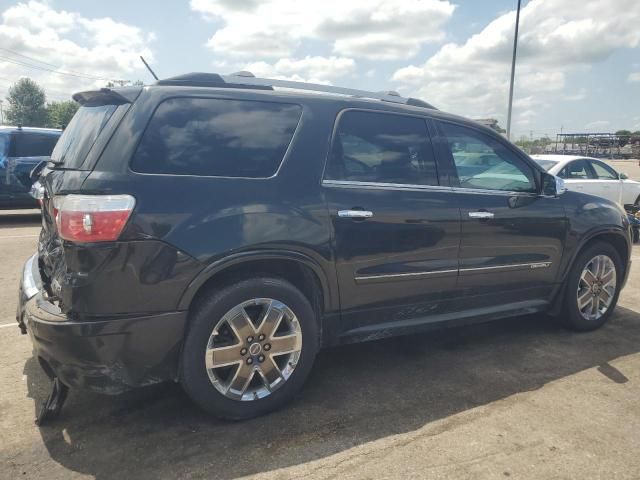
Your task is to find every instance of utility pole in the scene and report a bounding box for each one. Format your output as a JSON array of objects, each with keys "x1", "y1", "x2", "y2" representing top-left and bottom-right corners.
[
  {"x1": 506, "y1": 0, "x2": 522, "y2": 140},
  {"x1": 0, "y1": 100, "x2": 3, "y2": 125}
]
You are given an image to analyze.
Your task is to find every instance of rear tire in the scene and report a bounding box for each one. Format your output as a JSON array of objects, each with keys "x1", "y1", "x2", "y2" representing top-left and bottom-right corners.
[
  {"x1": 180, "y1": 277, "x2": 318, "y2": 420},
  {"x1": 561, "y1": 241, "x2": 623, "y2": 332}
]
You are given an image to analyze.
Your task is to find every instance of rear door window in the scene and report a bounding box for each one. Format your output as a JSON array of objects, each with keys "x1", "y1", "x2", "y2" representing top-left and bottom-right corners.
[
  {"x1": 51, "y1": 104, "x2": 118, "y2": 169},
  {"x1": 131, "y1": 97, "x2": 302, "y2": 177},
  {"x1": 559, "y1": 160, "x2": 594, "y2": 179},
  {"x1": 10, "y1": 133, "x2": 59, "y2": 157},
  {"x1": 324, "y1": 110, "x2": 438, "y2": 186}
]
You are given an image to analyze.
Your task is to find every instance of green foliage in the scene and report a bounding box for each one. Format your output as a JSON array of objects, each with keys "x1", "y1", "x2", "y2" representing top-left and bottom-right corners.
[
  {"x1": 46, "y1": 100, "x2": 79, "y2": 129},
  {"x1": 615, "y1": 130, "x2": 632, "y2": 136},
  {"x1": 105, "y1": 79, "x2": 144, "y2": 87},
  {"x1": 5, "y1": 78, "x2": 48, "y2": 127}
]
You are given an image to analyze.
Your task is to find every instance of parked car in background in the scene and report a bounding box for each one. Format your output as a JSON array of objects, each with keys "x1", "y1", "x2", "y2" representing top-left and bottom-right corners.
[
  {"x1": 531, "y1": 154, "x2": 640, "y2": 207},
  {"x1": 0, "y1": 126, "x2": 61, "y2": 209},
  {"x1": 18, "y1": 74, "x2": 631, "y2": 423}
]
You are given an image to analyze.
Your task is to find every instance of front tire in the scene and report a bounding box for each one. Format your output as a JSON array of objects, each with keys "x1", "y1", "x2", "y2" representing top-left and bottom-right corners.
[
  {"x1": 562, "y1": 241, "x2": 623, "y2": 332},
  {"x1": 180, "y1": 277, "x2": 318, "y2": 420}
]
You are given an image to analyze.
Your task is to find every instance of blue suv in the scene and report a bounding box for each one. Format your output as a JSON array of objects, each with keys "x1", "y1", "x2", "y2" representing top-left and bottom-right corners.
[{"x1": 0, "y1": 126, "x2": 60, "y2": 208}]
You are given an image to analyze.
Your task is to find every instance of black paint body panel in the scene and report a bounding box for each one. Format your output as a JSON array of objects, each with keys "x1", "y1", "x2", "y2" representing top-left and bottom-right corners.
[{"x1": 19, "y1": 84, "x2": 632, "y2": 393}]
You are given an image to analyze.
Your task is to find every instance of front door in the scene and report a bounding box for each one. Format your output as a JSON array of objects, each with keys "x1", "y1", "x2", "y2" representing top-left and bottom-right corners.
[
  {"x1": 323, "y1": 109, "x2": 461, "y2": 333},
  {"x1": 433, "y1": 120, "x2": 567, "y2": 310}
]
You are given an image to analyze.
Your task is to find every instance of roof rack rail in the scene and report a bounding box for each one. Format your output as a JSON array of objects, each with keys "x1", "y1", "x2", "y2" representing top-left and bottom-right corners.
[{"x1": 156, "y1": 72, "x2": 437, "y2": 110}]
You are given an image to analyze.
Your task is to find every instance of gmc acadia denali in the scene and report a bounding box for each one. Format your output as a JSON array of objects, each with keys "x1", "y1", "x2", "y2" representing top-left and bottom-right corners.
[{"x1": 17, "y1": 73, "x2": 632, "y2": 421}]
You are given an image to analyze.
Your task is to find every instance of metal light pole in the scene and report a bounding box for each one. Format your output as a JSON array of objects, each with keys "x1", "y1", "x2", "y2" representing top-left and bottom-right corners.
[{"x1": 506, "y1": 0, "x2": 522, "y2": 140}]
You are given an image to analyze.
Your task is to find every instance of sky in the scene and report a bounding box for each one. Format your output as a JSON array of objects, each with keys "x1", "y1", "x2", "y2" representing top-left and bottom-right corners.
[{"x1": 0, "y1": 0, "x2": 638, "y2": 139}]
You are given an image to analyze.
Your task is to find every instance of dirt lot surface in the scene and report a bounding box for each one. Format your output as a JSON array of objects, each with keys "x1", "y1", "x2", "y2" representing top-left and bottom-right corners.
[{"x1": 1, "y1": 206, "x2": 639, "y2": 479}]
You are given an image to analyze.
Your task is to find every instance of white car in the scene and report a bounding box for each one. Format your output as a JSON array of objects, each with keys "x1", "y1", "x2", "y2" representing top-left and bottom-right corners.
[{"x1": 531, "y1": 154, "x2": 640, "y2": 207}]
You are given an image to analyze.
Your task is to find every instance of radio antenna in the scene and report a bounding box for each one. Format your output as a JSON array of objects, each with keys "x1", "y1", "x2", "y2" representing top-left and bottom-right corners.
[{"x1": 140, "y1": 56, "x2": 159, "y2": 81}]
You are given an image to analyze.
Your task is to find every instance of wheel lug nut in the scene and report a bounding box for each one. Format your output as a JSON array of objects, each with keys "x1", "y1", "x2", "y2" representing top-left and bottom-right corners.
[
  {"x1": 258, "y1": 355, "x2": 265, "y2": 363},
  {"x1": 247, "y1": 336, "x2": 254, "y2": 343},
  {"x1": 247, "y1": 357, "x2": 253, "y2": 365},
  {"x1": 258, "y1": 334, "x2": 265, "y2": 341},
  {"x1": 264, "y1": 344, "x2": 271, "y2": 351},
  {"x1": 240, "y1": 348, "x2": 247, "y2": 356}
]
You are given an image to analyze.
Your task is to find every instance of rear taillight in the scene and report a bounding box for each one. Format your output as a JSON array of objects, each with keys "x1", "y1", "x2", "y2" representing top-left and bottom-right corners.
[{"x1": 55, "y1": 194, "x2": 136, "y2": 243}]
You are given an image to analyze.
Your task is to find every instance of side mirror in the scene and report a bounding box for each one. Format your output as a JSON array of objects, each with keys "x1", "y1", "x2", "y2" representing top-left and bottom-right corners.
[
  {"x1": 619, "y1": 172, "x2": 629, "y2": 180},
  {"x1": 542, "y1": 173, "x2": 566, "y2": 197},
  {"x1": 29, "y1": 160, "x2": 47, "y2": 182}
]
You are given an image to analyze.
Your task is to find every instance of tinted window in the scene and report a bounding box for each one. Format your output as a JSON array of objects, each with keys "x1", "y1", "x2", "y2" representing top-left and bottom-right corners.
[
  {"x1": 325, "y1": 110, "x2": 438, "y2": 185},
  {"x1": 0, "y1": 134, "x2": 7, "y2": 158},
  {"x1": 11, "y1": 133, "x2": 59, "y2": 157},
  {"x1": 131, "y1": 98, "x2": 302, "y2": 177},
  {"x1": 589, "y1": 161, "x2": 618, "y2": 180},
  {"x1": 51, "y1": 104, "x2": 118, "y2": 169},
  {"x1": 439, "y1": 122, "x2": 535, "y2": 192},
  {"x1": 559, "y1": 160, "x2": 593, "y2": 179}
]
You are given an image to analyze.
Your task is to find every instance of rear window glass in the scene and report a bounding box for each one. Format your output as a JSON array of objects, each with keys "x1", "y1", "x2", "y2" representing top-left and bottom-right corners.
[
  {"x1": 533, "y1": 159, "x2": 557, "y2": 171},
  {"x1": 131, "y1": 97, "x2": 302, "y2": 177},
  {"x1": 51, "y1": 104, "x2": 118, "y2": 169},
  {"x1": 11, "y1": 133, "x2": 59, "y2": 157}
]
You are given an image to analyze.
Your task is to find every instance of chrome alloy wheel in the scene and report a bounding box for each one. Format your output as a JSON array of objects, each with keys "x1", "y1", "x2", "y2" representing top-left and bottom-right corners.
[
  {"x1": 577, "y1": 254, "x2": 617, "y2": 321},
  {"x1": 205, "y1": 298, "x2": 302, "y2": 401}
]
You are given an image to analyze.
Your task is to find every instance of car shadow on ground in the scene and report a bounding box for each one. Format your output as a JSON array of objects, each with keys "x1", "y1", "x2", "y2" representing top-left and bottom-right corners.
[
  {"x1": 23, "y1": 306, "x2": 640, "y2": 480},
  {"x1": 0, "y1": 210, "x2": 41, "y2": 229}
]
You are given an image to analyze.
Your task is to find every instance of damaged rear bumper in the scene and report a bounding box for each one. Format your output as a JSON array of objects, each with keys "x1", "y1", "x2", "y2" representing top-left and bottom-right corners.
[{"x1": 18, "y1": 254, "x2": 188, "y2": 394}]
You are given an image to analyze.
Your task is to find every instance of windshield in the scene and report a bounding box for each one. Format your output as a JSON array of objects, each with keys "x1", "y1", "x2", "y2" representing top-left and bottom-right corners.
[
  {"x1": 533, "y1": 159, "x2": 558, "y2": 171},
  {"x1": 50, "y1": 104, "x2": 118, "y2": 168}
]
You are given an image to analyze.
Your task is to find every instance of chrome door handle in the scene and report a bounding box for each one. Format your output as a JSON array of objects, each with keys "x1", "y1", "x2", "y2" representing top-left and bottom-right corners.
[
  {"x1": 468, "y1": 211, "x2": 494, "y2": 219},
  {"x1": 338, "y1": 209, "x2": 373, "y2": 219}
]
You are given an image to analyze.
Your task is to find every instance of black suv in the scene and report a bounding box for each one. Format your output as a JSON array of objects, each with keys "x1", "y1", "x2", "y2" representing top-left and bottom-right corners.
[{"x1": 18, "y1": 73, "x2": 632, "y2": 420}]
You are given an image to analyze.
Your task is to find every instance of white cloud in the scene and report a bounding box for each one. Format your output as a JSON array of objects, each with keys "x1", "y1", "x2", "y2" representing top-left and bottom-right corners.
[
  {"x1": 190, "y1": 0, "x2": 455, "y2": 60},
  {"x1": 628, "y1": 72, "x2": 640, "y2": 83},
  {"x1": 392, "y1": 0, "x2": 640, "y2": 121},
  {"x1": 244, "y1": 56, "x2": 356, "y2": 84},
  {"x1": 0, "y1": 1, "x2": 155, "y2": 101}
]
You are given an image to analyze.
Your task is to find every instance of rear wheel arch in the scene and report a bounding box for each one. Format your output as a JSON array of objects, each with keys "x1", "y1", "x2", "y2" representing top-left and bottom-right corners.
[{"x1": 179, "y1": 252, "x2": 333, "y2": 333}]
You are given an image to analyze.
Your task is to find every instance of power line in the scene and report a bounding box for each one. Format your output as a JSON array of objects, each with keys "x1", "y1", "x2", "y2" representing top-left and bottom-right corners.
[
  {"x1": 0, "y1": 51, "x2": 125, "y2": 83},
  {"x1": 0, "y1": 47, "x2": 125, "y2": 82}
]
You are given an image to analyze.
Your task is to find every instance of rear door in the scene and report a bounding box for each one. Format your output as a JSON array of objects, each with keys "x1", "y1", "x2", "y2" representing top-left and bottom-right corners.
[
  {"x1": 433, "y1": 120, "x2": 566, "y2": 309},
  {"x1": 558, "y1": 159, "x2": 598, "y2": 197},
  {"x1": 323, "y1": 109, "x2": 461, "y2": 332}
]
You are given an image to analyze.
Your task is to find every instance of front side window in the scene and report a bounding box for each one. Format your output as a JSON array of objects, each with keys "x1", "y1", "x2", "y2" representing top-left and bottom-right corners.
[
  {"x1": 11, "y1": 133, "x2": 59, "y2": 157},
  {"x1": 589, "y1": 161, "x2": 618, "y2": 180},
  {"x1": 324, "y1": 110, "x2": 438, "y2": 186},
  {"x1": 559, "y1": 160, "x2": 594, "y2": 179},
  {"x1": 439, "y1": 122, "x2": 535, "y2": 192},
  {"x1": 131, "y1": 98, "x2": 302, "y2": 177}
]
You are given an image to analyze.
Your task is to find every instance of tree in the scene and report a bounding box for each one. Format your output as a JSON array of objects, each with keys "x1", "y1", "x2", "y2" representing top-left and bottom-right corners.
[
  {"x1": 47, "y1": 100, "x2": 79, "y2": 129},
  {"x1": 5, "y1": 78, "x2": 47, "y2": 127}
]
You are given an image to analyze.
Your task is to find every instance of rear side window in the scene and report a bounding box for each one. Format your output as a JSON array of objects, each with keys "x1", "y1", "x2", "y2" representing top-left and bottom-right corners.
[
  {"x1": 324, "y1": 110, "x2": 438, "y2": 186},
  {"x1": 559, "y1": 160, "x2": 594, "y2": 179},
  {"x1": 51, "y1": 104, "x2": 118, "y2": 169},
  {"x1": 131, "y1": 98, "x2": 302, "y2": 177},
  {"x1": 10, "y1": 133, "x2": 59, "y2": 157}
]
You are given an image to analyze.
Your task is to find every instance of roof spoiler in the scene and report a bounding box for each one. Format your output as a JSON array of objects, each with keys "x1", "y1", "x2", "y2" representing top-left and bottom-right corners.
[{"x1": 72, "y1": 87, "x2": 141, "y2": 106}]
